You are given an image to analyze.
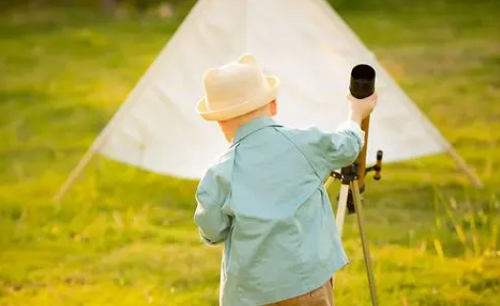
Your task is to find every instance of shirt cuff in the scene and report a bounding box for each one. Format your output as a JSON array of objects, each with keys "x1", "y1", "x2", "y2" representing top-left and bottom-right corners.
[
  {"x1": 336, "y1": 120, "x2": 365, "y2": 147},
  {"x1": 199, "y1": 229, "x2": 222, "y2": 246}
]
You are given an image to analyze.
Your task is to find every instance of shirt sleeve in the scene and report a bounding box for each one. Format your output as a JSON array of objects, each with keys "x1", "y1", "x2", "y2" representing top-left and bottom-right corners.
[
  {"x1": 306, "y1": 120, "x2": 365, "y2": 172},
  {"x1": 194, "y1": 184, "x2": 232, "y2": 246}
]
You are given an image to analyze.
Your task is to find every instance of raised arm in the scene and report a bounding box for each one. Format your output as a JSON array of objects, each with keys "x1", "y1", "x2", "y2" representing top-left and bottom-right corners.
[
  {"x1": 288, "y1": 93, "x2": 378, "y2": 175},
  {"x1": 319, "y1": 93, "x2": 377, "y2": 170}
]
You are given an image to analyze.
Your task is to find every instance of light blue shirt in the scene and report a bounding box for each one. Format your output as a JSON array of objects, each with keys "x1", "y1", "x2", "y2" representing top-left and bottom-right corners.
[{"x1": 194, "y1": 116, "x2": 364, "y2": 306}]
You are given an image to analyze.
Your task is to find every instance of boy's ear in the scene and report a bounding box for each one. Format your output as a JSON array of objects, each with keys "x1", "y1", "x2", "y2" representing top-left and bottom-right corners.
[{"x1": 270, "y1": 100, "x2": 278, "y2": 116}]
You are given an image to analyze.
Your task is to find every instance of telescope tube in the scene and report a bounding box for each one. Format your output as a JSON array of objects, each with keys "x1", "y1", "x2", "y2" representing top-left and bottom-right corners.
[{"x1": 349, "y1": 64, "x2": 376, "y2": 191}]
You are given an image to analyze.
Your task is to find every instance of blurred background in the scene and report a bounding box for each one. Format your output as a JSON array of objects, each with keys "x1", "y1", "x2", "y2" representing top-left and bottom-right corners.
[{"x1": 0, "y1": 0, "x2": 499, "y2": 305}]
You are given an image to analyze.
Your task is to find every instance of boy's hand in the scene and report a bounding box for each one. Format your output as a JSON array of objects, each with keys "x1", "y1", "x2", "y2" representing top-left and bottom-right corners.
[{"x1": 347, "y1": 93, "x2": 378, "y2": 125}]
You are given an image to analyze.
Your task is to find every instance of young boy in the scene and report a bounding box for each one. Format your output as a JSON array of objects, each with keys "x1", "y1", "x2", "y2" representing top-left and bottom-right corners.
[{"x1": 194, "y1": 54, "x2": 377, "y2": 306}]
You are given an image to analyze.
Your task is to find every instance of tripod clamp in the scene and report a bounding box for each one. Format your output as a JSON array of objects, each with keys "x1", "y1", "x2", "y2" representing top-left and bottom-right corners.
[
  {"x1": 329, "y1": 150, "x2": 383, "y2": 214},
  {"x1": 365, "y1": 150, "x2": 383, "y2": 181},
  {"x1": 330, "y1": 150, "x2": 383, "y2": 184}
]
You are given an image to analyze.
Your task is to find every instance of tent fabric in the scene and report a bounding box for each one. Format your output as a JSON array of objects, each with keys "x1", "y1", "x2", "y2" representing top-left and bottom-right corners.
[{"x1": 98, "y1": 0, "x2": 448, "y2": 179}]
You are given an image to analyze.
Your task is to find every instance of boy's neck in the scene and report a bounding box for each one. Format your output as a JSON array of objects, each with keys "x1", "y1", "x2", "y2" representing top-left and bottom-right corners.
[
  {"x1": 217, "y1": 100, "x2": 276, "y2": 143},
  {"x1": 218, "y1": 114, "x2": 271, "y2": 143}
]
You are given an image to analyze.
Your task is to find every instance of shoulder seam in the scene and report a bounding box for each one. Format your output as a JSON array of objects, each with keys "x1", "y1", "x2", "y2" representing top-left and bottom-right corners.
[
  {"x1": 274, "y1": 127, "x2": 323, "y2": 179},
  {"x1": 197, "y1": 185, "x2": 222, "y2": 207}
]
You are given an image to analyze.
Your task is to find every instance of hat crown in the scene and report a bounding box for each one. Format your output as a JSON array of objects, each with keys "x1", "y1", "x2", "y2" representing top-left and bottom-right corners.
[
  {"x1": 197, "y1": 54, "x2": 280, "y2": 121},
  {"x1": 203, "y1": 55, "x2": 270, "y2": 110}
]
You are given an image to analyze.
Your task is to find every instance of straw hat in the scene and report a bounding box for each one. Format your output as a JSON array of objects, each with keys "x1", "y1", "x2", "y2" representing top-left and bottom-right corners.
[{"x1": 197, "y1": 54, "x2": 280, "y2": 121}]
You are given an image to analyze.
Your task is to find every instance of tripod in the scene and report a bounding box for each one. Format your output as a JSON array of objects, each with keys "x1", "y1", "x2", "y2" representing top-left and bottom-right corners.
[{"x1": 324, "y1": 151, "x2": 383, "y2": 306}]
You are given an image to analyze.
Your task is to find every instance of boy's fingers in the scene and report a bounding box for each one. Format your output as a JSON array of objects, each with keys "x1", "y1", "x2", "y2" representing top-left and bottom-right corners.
[
  {"x1": 347, "y1": 92, "x2": 377, "y2": 102},
  {"x1": 368, "y1": 93, "x2": 378, "y2": 107}
]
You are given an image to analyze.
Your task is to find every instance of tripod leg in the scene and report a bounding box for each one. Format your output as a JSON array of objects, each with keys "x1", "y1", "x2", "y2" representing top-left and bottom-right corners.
[
  {"x1": 331, "y1": 182, "x2": 350, "y2": 294},
  {"x1": 336, "y1": 183, "x2": 350, "y2": 237},
  {"x1": 351, "y1": 180, "x2": 379, "y2": 306}
]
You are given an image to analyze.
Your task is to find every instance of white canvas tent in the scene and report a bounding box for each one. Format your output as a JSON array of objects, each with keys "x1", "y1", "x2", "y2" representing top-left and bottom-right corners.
[{"x1": 56, "y1": 0, "x2": 482, "y2": 201}]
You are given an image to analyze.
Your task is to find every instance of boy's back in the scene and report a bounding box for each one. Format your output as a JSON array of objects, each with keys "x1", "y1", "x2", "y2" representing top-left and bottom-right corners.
[
  {"x1": 194, "y1": 54, "x2": 376, "y2": 305},
  {"x1": 195, "y1": 116, "x2": 364, "y2": 305}
]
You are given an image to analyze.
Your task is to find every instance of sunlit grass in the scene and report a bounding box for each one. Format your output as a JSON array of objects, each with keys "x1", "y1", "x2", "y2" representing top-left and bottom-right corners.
[{"x1": 0, "y1": 0, "x2": 499, "y2": 305}]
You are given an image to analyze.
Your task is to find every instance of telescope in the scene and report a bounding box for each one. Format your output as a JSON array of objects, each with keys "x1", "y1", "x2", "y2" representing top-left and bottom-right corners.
[
  {"x1": 324, "y1": 64, "x2": 382, "y2": 306},
  {"x1": 339, "y1": 64, "x2": 384, "y2": 213},
  {"x1": 350, "y1": 64, "x2": 382, "y2": 194}
]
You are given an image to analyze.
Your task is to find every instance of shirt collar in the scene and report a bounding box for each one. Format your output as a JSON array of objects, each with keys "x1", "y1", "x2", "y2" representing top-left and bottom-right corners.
[{"x1": 231, "y1": 116, "x2": 280, "y2": 146}]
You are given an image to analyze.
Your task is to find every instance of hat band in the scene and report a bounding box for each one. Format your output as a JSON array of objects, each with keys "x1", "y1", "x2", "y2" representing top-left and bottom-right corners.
[{"x1": 205, "y1": 87, "x2": 270, "y2": 112}]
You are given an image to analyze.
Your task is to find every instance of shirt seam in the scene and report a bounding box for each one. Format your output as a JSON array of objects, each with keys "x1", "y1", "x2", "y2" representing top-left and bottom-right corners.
[
  {"x1": 274, "y1": 128, "x2": 324, "y2": 180},
  {"x1": 197, "y1": 185, "x2": 222, "y2": 207},
  {"x1": 231, "y1": 124, "x2": 282, "y2": 148},
  {"x1": 337, "y1": 121, "x2": 364, "y2": 149}
]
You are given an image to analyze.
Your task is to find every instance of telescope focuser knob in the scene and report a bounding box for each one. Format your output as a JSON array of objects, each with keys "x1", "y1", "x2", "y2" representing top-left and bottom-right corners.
[
  {"x1": 373, "y1": 150, "x2": 383, "y2": 180},
  {"x1": 364, "y1": 150, "x2": 383, "y2": 180}
]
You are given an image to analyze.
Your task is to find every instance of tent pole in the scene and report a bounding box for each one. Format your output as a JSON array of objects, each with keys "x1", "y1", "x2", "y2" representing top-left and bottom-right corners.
[
  {"x1": 53, "y1": 149, "x2": 94, "y2": 203},
  {"x1": 53, "y1": 133, "x2": 107, "y2": 203},
  {"x1": 445, "y1": 146, "x2": 483, "y2": 188}
]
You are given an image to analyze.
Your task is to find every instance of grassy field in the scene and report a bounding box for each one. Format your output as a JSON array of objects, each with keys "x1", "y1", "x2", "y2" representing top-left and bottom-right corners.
[{"x1": 1, "y1": 0, "x2": 499, "y2": 305}]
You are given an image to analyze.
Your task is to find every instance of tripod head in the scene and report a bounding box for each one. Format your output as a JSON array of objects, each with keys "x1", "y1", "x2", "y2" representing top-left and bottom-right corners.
[{"x1": 338, "y1": 150, "x2": 383, "y2": 214}]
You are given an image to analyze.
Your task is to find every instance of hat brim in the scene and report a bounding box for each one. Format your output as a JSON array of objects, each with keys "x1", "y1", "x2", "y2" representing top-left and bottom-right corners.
[{"x1": 197, "y1": 76, "x2": 280, "y2": 121}]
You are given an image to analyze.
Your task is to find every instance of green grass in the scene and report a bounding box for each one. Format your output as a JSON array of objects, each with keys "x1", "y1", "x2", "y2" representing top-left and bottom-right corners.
[{"x1": 0, "y1": 1, "x2": 499, "y2": 305}]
